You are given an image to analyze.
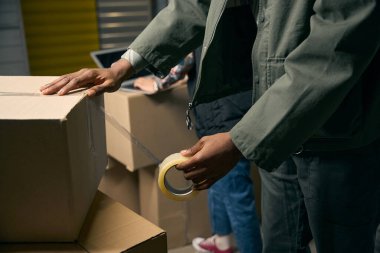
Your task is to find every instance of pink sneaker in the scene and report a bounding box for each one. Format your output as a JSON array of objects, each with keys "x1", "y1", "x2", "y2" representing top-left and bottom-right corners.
[{"x1": 192, "y1": 236, "x2": 234, "y2": 253}]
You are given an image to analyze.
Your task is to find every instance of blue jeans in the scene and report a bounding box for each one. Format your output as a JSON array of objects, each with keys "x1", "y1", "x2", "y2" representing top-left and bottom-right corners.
[
  {"x1": 208, "y1": 158, "x2": 262, "y2": 253},
  {"x1": 260, "y1": 141, "x2": 380, "y2": 253}
]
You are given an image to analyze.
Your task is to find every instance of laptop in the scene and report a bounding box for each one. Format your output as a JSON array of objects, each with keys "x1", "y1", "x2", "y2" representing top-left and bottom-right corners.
[{"x1": 90, "y1": 47, "x2": 152, "y2": 93}]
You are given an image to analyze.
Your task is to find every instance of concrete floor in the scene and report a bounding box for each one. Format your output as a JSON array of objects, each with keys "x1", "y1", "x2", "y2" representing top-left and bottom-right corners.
[
  {"x1": 168, "y1": 240, "x2": 317, "y2": 253},
  {"x1": 168, "y1": 245, "x2": 194, "y2": 253}
]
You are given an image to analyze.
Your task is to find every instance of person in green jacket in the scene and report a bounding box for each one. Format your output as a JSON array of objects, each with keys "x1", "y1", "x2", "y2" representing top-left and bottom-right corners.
[{"x1": 41, "y1": 1, "x2": 380, "y2": 252}]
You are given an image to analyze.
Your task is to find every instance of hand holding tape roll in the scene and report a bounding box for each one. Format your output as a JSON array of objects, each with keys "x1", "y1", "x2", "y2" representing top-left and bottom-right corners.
[{"x1": 158, "y1": 153, "x2": 199, "y2": 201}]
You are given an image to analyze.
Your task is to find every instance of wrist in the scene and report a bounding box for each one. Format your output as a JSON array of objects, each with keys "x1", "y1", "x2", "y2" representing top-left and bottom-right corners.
[
  {"x1": 227, "y1": 132, "x2": 243, "y2": 157},
  {"x1": 110, "y1": 59, "x2": 134, "y2": 81}
]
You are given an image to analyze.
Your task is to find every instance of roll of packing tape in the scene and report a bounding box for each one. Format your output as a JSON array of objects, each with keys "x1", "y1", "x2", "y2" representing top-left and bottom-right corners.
[{"x1": 158, "y1": 153, "x2": 198, "y2": 201}]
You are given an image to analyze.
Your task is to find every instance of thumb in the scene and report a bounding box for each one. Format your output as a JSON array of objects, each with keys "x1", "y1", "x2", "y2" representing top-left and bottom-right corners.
[{"x1": 180, "y1": 139, "x2": 204, "y2": 157}]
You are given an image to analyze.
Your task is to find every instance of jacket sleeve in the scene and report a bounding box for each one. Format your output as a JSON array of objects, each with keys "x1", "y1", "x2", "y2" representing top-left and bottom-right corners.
[
  {"x1": 129, "y1": 0, "x2": 210, "y2": 77},
  {"x1": 230, "y1": 0, "x2": 380, "y2": 170}
]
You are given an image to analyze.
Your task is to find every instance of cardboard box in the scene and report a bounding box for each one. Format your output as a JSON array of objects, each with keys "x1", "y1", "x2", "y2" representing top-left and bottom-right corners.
[
  {"x1": 0, "y1": 191, "x2": 167, "y2": 253},
  {"x1": 104, "y1": 85, "x2": 198, "y2": 171},
  {"x1": 0, "y1": 76, "x2": 107, "y2": 242},
  {"x1": 98, "y1": 159, "x2": 211, "y2": 249},
  {"x1": 138, "y1": 166, "x2": 211, "y2": 249},
  {"x1": 98, "y1": 156, "x2": 140, "y2": 213}
]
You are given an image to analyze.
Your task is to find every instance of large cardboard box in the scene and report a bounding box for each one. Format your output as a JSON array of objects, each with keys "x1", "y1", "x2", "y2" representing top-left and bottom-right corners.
[
  {"x1": 104, "y1": 85, "x2": 198, "y2": 171},
  {"x1": 0, "y1": 76, "x2": 107, "y2": 242},
  {"x1": 98, "y1": 156, "x2": 140, "y2": 213},
  {"x1": 139, "y1": 166, "x2": 212, "y2": 249},
  {"x1": 0, "y1": 191, "x2": 167, "y2": 253}
]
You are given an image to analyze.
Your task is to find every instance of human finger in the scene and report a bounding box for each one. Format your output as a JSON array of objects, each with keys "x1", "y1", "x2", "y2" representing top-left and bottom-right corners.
[
  {"x1": 179, "y1": 139, "x2": 204, "y2": 158},
  {"x1": 193, "y1": 178, "x2": 214, "y2": 190},
  {"x1": 175, "y1": 153, "x2": 201, "y2": 172},
  {"x1": 85, "y1": 82, "x2": 111, "y2": 97},
  {"x1": 40, "y1": 76, "x2": 71, "y2": 95},
  {"x1": 58, "y1": 69, "x2": 97, "y2": 95},
  {"x1": 177, "y1": 140, "x2": 206, "y2": 173},
  {"x1": 102, "y1": 79, "x2": 120, "y2": 93},
  {"x1": 182, "y1": 166, "x2": 207, "y2": 181}
]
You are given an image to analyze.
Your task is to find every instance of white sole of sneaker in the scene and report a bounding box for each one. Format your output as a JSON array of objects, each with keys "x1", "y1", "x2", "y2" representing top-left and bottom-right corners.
[{"x1": 192, "y1": 238, "x2": 212, "y2": 253}]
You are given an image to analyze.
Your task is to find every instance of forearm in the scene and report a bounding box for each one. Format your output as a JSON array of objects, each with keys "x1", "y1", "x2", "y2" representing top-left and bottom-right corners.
[{"x1": 129, "y1": 0, "x2": 209, "y2": 76}]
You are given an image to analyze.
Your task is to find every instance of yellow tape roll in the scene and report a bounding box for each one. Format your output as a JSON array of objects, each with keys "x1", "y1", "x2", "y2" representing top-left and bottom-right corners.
[{"x1": 158, "y1": 153, "x2": 198, "y2": 201}]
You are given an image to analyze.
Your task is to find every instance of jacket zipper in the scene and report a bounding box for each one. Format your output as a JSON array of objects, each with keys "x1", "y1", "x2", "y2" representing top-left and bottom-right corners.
[
  {"x1": 252, "y1": 0, "x2": 262, "y2": 102},
  {"x1": 186, "y1": 0, "x2": 228, "y2": 130},
  {"x1": 186, "y1": 102, "x2": 193, "y2": 130}
]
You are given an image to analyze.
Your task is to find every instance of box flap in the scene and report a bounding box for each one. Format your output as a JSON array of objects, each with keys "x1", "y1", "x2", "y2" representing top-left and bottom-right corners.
[
  {"x1": 0, "y1": 76, "x2": 84, "y2": 120},
  {"x1": 79, "y1": 192, "x2": 167, "y2": 253},
  {"x1": 0, "y1": 193, "x2": 167, "y2": 253}
]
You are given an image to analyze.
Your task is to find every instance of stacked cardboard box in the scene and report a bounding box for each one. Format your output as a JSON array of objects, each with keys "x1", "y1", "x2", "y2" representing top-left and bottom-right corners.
[
  {"x1": 103, "y1": 85, "x2": 212, "y2": 249},
  {"x1": 139, "y1": 166, "x2": 211, "y2": 249},
  {"x1": 0, "y1": 76, "x2": 167, "y2": 252},
  {"x1": 98, "y1": 156, "x2": 140, "y2": 213},
  {"x1": 104, "y1": 85, "x2": 199, "y2": 171}
]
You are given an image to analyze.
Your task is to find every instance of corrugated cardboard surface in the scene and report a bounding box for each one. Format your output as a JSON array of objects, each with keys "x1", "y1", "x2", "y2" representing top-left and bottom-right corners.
[
  {"x1": 78, "y1": 192, "x2": 166, "y2": 253},
  {"x1": 104, "y1": 85, "x2": 198, "y2": 171},
  {"x1": 0, "y1": 192, "x2": 167, "y2": 253},
  {"x1": 138, "y1": 166, "x2": 211, "y2": 249},
  {"x1": 98, "y1": 157, "x2": 140, "y2": 213},
  {"x1": 0, "y1": 76, "x2": 107, "y2": 242}
]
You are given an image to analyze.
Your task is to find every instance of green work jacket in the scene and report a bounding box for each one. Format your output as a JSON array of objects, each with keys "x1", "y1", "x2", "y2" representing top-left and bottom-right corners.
[{"x1": 129, "y1": 0, "x2": 380, "y2": 170}]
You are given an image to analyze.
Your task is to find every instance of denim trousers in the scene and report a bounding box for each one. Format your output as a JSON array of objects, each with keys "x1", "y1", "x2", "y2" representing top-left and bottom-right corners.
[
  {"x1": 208, "y1": 158, "x2": 262, "y2": 253},
  {"x1": 259, "y1": 141, "x2": 380, "y2": 253},
  {"x1": 376, "y1": 224, "x2": 380, "y2": 253}
]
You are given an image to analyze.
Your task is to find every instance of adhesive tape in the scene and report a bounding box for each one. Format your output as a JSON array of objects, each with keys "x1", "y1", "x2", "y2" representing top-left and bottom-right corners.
[{"x1": 158, "y1": 153, "x2": 198, "y2": 201}]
